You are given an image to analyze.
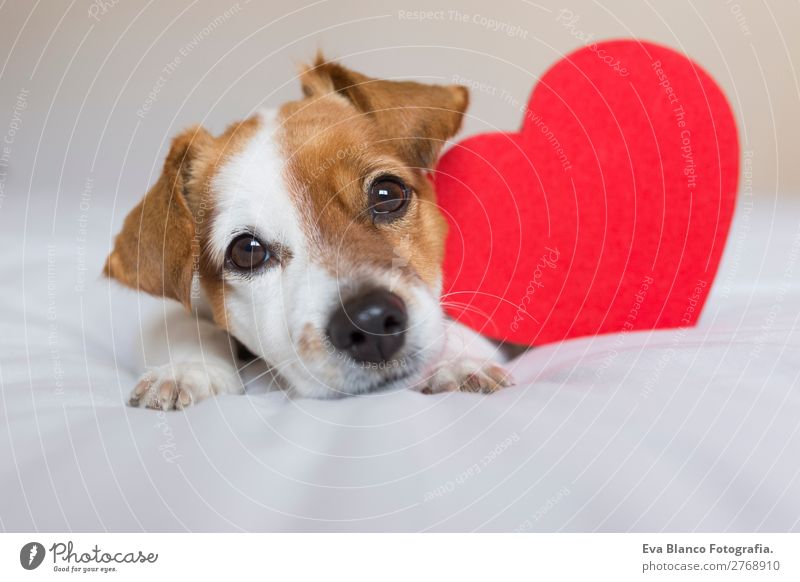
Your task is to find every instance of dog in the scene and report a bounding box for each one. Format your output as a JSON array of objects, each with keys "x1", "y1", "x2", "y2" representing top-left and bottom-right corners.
[{"x1": 105, "y1": 55, "x2": 513, "y2": 408}]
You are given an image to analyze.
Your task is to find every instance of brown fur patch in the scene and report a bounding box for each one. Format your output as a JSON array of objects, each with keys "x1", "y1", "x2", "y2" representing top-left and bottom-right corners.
[
  {"x1": 104, "y1": 116, "x2": 262, "y2": 325},
  {"x1": 277, "y1": 96, "x2": 448, "y2": 287},
  {"x1": 104, "y1": 126, "x2": 213, "y2": 307},
  {"x1": 297, "y1": 322, "x2": 325, "y2": 359},
  {"x1": 300, "y1": 54, "x2": 468, "y2": 170},
  {"x1": 278, "y1": 56, "x2": 469, "y2": 289}
]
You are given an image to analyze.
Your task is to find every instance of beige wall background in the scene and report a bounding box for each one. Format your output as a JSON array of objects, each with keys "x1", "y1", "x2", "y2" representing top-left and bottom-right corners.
[{"x1": 1, "y1": 0, "x2": 798, "y2": 208}]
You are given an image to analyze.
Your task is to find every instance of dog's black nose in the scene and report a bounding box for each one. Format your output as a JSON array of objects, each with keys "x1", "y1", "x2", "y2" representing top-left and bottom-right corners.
[{"x1": 327, "y1": 290, "x2": 408, "y2": 364}]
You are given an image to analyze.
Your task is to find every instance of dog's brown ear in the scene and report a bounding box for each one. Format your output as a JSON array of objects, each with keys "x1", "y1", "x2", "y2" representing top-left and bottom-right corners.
[
  {"x1": 300, "y1": 54, "x2": 469, "y2": 169},
  {"x1": 104, "y1": 126, "x2": 212, "y2": 308}
]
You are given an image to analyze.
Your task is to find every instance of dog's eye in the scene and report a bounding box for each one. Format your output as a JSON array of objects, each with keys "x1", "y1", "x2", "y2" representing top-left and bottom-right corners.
[
  {"x1": 368, "y1": 176, "x2": 410, "y2": 223},
  {"x1": 226, "y1": 234, "x2": 272, "y2": 271}
]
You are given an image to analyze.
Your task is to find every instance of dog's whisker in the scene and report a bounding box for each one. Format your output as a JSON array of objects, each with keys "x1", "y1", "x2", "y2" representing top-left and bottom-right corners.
[
  {"x1": 440, "y1": 298, "x2": 488, "y2": 314},
  {"x1": 242, "y1": 362, "x2": 290, "y2": 388},
  {"x1": 236, "y1": 356, "x2": 262, "y2": 374},
  {"x1": 239, "y1": 354, "x2": 301, "y2": 388},
  {"x1": 242, "y1": 367, "x2": 275, "y2": 388},
  {"x1": 440, "y1": 300, "x2": 494, "y2": 322}
]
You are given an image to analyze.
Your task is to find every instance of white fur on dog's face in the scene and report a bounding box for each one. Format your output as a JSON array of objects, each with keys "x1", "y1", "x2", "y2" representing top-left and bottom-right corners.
[{"x1": 207, "y1": 109, "x2": 445, "y2": 398}]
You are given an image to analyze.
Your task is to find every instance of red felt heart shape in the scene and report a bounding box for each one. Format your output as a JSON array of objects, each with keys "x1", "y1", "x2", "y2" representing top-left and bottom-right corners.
[{"x1": 434, "y1": 40, "x2": 739, "y2": 345}]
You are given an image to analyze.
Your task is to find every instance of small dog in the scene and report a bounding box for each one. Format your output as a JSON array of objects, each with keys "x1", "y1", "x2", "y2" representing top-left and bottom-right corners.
[{"x1": 105, "y1": 55, "x2": 513, "y2": 408}]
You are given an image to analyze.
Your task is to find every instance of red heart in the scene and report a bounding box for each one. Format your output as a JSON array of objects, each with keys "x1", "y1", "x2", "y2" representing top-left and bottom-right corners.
[{"x1": 435, "y1": 40, "x2": 739, "y2": 346}]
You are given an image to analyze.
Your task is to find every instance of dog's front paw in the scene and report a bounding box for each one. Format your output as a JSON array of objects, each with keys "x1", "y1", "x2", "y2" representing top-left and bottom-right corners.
[
  {"x1": 129, "y1": 363, "x2": 242, "y2": 410},
  {"x1": 420, "y1": 359, "x2": 514, "y2": 395}
]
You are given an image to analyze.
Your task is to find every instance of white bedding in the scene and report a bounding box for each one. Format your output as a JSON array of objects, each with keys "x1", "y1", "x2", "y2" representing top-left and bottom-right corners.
[{"x1": 1, "y1": 194, "x2": 799, "y2": 532}]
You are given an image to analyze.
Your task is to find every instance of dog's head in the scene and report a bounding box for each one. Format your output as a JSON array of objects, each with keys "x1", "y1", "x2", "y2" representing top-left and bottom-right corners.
[{"x1": 105, "y1": 56, "x2": 469, "y2": 398}]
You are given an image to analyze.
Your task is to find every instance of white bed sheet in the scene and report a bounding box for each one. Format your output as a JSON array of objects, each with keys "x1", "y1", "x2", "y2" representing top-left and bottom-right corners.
[{"x1": 1, "y1": 194, "x2": 798, "y2": 532}]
